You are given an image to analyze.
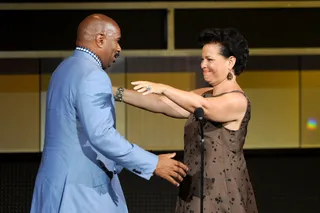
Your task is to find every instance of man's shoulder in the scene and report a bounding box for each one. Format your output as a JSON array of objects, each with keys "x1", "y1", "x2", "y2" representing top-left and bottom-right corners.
[
  {"x1": 52, "y1": 56, "x2": 110, "y2": 88},
  {"x1": 62, "y1": 55, "x2": 97, "y2": 70},
  {"x1": 57, "y1": 56, "x2": 102, "y2": 76}
]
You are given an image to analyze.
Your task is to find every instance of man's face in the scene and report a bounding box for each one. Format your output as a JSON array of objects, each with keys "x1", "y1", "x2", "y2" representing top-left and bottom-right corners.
[{"x1": 100, "y1": 23, "x2": 122, "y2": 69}]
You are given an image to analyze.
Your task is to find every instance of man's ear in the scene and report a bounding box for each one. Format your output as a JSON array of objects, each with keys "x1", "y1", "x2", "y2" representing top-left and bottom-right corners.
[{"x1": 95, "y1": 34, "x2": 105, "y2": 48}]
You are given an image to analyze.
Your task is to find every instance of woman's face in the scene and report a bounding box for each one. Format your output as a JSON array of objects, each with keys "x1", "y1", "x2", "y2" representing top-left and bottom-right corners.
[{"x1": 200, "y1": 43, "x2": 234, "y2": 85}]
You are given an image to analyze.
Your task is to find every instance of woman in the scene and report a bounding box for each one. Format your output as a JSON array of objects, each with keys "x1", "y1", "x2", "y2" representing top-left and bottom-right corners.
[{"x1": 113, "y1": 27, "x2": 258, "y2": 213}]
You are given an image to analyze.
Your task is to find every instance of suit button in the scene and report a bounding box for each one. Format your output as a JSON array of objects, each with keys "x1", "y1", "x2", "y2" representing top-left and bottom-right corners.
[{"x1": 133, "y1": 169, "x2": 141, "y2": 174}]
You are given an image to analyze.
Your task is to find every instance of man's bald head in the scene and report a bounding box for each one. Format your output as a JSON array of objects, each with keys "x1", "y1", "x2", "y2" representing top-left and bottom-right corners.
[
  {"x1": 76, "y1": 14, "x2": 119, "y2": 43},
  {"x1": 76, "y1": 14, "x2": 122, "y2": 69}
]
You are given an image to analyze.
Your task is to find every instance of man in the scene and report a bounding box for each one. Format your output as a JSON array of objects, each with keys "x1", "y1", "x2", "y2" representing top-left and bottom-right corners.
[{"x1": 30, "y1": 14, "x2": 188, "y2": 213}]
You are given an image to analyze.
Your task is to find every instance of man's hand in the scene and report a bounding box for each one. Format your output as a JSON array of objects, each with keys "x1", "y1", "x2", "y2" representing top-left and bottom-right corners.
[{"x1": 154, "y1": 153, "x2": 189, "y2": 187}]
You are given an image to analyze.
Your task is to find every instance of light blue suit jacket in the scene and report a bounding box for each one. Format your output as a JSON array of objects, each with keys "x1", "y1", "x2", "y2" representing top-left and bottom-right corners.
[{"x1": 30, "y1": 50, "x2": 158, "y2": 213}]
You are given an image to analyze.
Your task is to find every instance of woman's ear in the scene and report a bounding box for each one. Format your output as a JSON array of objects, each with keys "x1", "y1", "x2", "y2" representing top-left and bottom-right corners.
[{"x1": 228, "y1": 56, "x2": 236, "y2": 70}]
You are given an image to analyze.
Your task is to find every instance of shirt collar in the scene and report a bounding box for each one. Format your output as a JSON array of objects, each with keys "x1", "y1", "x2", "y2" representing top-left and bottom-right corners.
[{"x1": 75, "y1": 46, "x2": 103, "y2": 68}]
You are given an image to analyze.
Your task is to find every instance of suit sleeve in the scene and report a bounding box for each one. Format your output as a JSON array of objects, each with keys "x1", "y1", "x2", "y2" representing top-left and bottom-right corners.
[{"x1": 75, "y1": 70, "x2": 158, "y2": 180}]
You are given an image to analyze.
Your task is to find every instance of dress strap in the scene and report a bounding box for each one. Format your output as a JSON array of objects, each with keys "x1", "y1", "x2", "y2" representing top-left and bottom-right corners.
[
  {"x1": 202, "y1": 89, "x2": 246, "y2": 98},
  {"x1": 212, "y1": 90, "x2": 245, "y2": 97}
]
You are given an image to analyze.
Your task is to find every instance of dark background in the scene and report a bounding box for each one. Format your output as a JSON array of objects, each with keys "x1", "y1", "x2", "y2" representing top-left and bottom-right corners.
[{"x1": 1, "y1": 1, "x2": 320, "y2": 213}]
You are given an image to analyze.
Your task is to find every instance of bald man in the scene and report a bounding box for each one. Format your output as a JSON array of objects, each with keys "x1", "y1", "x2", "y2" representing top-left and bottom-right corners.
[{"x1": 30, "y1": 14, "x2": 188, "y2": 213}]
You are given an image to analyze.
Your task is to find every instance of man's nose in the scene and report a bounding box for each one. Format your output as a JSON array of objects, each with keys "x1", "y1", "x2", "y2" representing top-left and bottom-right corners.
[{"x1": 117, "y1": 44, "x2": 122, "y2": 52}]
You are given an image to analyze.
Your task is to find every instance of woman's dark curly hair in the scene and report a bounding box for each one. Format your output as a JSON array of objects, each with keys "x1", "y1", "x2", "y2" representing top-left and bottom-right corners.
[{"x1": 198, "y1": 28, "x2": 249, "y2": 75}]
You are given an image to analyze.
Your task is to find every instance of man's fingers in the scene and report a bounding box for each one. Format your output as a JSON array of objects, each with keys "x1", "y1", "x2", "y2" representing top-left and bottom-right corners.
[
  {"x1": 167, "y1": 166, "x2": 184, "y2": 183},
  {"x1": 171, "y1": 171, "x2": 183, "y2": 183},
  {"x1": 164, "y1": 174, "x2": 180, "y2": 187},
  {"x1": 155, "y1": 156, "x2": 188, "y2": 186},
  {"x1": 174, "y1": 166, "x2": 187, "y2": 177},
  {"x1": 175, "y1": 161, "x2": 189, "y2": 172}
]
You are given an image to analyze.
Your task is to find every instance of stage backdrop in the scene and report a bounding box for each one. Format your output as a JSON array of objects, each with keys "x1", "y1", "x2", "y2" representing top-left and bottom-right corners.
[{"x1": 0, "y1": 55, "x2": 320, "y2": 152}]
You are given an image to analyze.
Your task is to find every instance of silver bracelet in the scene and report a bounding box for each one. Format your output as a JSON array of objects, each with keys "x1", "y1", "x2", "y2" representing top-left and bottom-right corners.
[{"x1": 114, "y1": 87, "x2": 124, "y2": 102}]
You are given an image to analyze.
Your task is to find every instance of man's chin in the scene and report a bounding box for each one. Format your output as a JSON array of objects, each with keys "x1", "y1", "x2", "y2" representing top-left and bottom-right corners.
[
  {"x1": 100, "y1": 64, "x2": 108, "y2": 70},
  {"x1": 104, "y1": 63, "x2": 112, "y2": 70},
  {"x1": 104, "y1": 59, "x2": 117, "y2": 70}
]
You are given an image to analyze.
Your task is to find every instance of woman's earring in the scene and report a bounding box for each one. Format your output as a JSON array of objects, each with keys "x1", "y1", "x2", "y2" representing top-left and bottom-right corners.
[{"x1": 227, "y1": 72, "x2": 233, "y2": 80}]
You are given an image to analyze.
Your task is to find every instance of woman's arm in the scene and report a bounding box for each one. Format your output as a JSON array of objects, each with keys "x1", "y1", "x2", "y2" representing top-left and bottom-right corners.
[
  {"x1": 112, "y1": 86, "x2": 190, "y2": 119},
  {"x1": 131, "y1": 82, "x2": 247, "y2": 123}
]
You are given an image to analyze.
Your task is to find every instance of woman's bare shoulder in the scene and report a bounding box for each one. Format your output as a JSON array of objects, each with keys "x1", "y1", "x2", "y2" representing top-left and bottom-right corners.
[{"x1": 191, "y1": 87, "x2": 213, "y2": 95}]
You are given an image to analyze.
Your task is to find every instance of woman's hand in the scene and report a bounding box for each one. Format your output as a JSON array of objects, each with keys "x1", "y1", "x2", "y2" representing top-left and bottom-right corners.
[{"x1": 131, "y1": 81, "x2": 167, "y2": 95}]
